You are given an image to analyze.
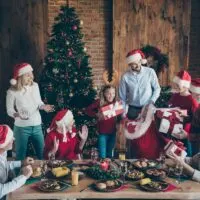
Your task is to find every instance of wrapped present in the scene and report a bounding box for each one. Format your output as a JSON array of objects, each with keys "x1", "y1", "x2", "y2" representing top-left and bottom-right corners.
[
  {"x1": 164, "y1": 140, "x2": 187, "y2": 159},
  {"x1": 156, "y1": 109, "x2": 185, "y2": 137},
  {"x1": 100, "y1": 100, "x2": 124, "y2": 120}
]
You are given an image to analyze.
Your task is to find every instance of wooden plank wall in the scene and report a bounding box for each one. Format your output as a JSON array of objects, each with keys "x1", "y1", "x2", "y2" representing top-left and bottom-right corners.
[
  {"x1": 0, "y1": 0, "x2": 48, "y2": 124},
  {"x1": 113, "y1": 0, "x2": 191, "y2": 86}
]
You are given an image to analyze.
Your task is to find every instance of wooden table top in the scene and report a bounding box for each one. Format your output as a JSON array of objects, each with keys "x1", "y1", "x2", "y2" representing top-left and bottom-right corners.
[{"x1": 7, "y1": 160, "x2": 200, "y2": 200}]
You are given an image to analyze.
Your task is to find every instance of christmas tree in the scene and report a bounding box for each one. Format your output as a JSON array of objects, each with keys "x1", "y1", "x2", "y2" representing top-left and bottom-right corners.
[{"x1": 40, "y1": 6, "x2": 97, "y2": 157}]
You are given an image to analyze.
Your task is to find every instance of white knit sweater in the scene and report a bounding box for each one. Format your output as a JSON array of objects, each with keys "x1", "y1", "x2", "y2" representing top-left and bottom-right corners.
[
  {"x1": 6, "y1": 82, "x2": 44, "y2": 127},
  {"x1": 0, "y1": 152, "x2": 27, "y2": 200}
]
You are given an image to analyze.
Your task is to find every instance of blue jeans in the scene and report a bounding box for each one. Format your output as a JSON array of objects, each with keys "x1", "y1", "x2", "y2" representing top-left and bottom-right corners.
[
  {"x1": 14, "y1": 125, "x2": 44, "y2": 160},
  {"x1": 98, "y1": 133, "x2": 116, "y2": 159}
]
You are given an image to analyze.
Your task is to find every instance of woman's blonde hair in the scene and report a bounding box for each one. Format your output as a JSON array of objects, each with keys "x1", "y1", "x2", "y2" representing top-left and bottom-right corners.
[
  {"x1": 99, "y1": 84, "x2": 117, "y2": 107},
  {"x1": 10, "y1": 73, "x2": 34, "y2": 91}
]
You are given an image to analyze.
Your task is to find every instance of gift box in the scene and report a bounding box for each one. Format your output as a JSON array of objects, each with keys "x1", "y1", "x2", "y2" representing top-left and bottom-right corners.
[
  {"x1": 156, "y1": 109, "x2": 185, "y2": 137},
  {"x1": 100, "y1": 100, "x2": 124, "y2": 120},
  {"x1": 164, "y1": 140, "x2": 187, "y2": 159}
]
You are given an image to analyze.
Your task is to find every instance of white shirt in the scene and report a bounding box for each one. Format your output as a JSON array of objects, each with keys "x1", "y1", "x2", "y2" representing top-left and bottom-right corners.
[
  {"x1": 0, "y1": 152, "x2": 27, "y2": 199},
  {"x1": 6, "y1": 82, "x2": 44, "y2": 127}
]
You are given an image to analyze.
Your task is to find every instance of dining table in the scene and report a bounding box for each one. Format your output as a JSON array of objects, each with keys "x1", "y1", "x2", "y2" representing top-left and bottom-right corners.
[{"x1": 7, "y1": 159, "x2": 200, "y2": 200}]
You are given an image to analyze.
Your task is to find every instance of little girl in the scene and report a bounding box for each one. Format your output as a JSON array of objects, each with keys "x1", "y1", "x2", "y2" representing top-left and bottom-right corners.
[
  {"x1": 85, "y1": 85, "x2": 117, "y2": 159},
  {"x1": 6, "y1": 63, "x2": 54, "y2": 160},
  {"x1": 44, "y1": 109, "x2": 88, "y2": 160},
  {"x1": 167, "y1": 70, "x2": 199, "y2": 156}
]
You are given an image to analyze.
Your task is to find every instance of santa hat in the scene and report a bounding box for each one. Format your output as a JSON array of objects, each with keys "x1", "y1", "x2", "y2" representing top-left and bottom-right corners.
[
  {"x1": 126, "y1": 49, "x2": 147, "y2": 65},
  {"x1": 10, "y1": 63, "x2": 33, "y2": 85},
  {"x1": 47, "y1": 109, "x2": 75, "y2": 142},
  {"x1": 190, "y1": 78, "x2": 200, "y2": 94},
  {"x1": 172, "y1": 70, "x2": 191, "y2": 88},
  {"x1": 0, "y1": 125, "x2": 13, "y2": 149}
]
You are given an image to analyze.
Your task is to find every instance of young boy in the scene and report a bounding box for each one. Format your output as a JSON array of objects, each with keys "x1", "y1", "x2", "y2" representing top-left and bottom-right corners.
[{"x1": 0, "y1": 125, "x2": 33, "y2": 200}]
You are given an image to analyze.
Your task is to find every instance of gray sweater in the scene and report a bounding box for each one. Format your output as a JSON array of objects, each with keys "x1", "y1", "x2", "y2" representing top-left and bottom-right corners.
[
  {"x1": 0, "y1": 152, "x2": 27, "y2": 200},
  {"x1": 185, "y1": 153, "x2": 200, "y2": 182}
]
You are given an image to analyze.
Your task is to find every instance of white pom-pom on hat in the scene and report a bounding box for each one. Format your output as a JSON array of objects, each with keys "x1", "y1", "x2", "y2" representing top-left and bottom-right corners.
[
  {"x1": 126, "y1": 49, "x2": 147, "y2": 65},
  {"x1": 10, "y1": 63, "x2": 33, "y2": 85}
]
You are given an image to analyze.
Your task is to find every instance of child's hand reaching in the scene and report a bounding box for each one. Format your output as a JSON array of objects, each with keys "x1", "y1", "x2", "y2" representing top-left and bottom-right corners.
[
  {"x1": 79, "y1": 125, "x2": 88, "y2": 141},
  {"x1": 172, "y1": 128, "x2": 188, "y2": 140},
  {"x1": 51, "y1": 136, "x2": 59, "y2": 154},
  {"x1": 40, "y1": 104, "x2": 54, "y2": 112}
]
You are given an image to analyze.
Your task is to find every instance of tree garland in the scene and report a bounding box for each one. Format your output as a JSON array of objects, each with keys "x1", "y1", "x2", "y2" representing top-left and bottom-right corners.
[{"x1": 141, "y1": 45, "x2": 169, "y2": 75}]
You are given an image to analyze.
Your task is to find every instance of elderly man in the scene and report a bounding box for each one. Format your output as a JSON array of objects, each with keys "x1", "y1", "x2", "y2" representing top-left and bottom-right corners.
[{"x1": 119, "y1": 49, "x2": 163, "y2": 159}]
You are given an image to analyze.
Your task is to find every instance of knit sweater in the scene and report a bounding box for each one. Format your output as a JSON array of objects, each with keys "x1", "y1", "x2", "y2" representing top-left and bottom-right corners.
[
  {"x1": 6, "y1": 82, "x2": 44, "y2": 127},
  {"x1": 85, "y1": 99, "x2": 116, "y2": 134},
  {"x1": 44, "y1": 128, "x2": 81, "y2": 160},
  {"x1": 0, "y1": 152, "x2": 27, "y2": 200}
]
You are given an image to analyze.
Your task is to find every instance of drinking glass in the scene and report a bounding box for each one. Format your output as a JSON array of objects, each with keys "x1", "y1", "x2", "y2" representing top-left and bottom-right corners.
[
  {"x1": 158, "y1": 152, "x2": 166, "y2": 169},
  {"x1": 91, "y1": 147, "x2": 99, "y2": 161},
  {"x1": 174, "y1": 163, "x2": 183, "y2": 184}
]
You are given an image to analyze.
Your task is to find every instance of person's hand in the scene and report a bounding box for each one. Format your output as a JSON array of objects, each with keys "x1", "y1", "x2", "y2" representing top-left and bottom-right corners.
[
  {"x1": 40, "y1": 104, "x2": 54, "y2": 112},
  {"x1": 172, "y1": 128, "x2": 188, "y2": 140},
  {"x1": 96, "y1": 112, "x2": 104, "y2": 120},
  {"x1": 21, "y1": 165, "x2": 33, "y2": 178},
  {"x1": 79, "y1": 125, "x2": 88, "y2": 141},
  {"x1": 23, "y1": 157, "x2": 34, "y2": 166},
  {"x1": 13, "y1": 112, "x2": 20, "y2": 118},
  {"x1": 51, "y1": 136, "x2": 59, "y2": 154},
  {"x1": 166, "y1": 151, "x2": 185, "y2": 166}
]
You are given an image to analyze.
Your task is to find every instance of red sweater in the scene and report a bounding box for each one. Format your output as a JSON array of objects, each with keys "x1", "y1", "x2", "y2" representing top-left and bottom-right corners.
[
  {"x1": 44, "y1": 127, "x2": 81, "y2": 160},
  {"x1": 85, "y1": 99, "x2": 116, "y2": 134},
  {"x1": 168, "y1": 93, "x2": 198, "y2": 117}
]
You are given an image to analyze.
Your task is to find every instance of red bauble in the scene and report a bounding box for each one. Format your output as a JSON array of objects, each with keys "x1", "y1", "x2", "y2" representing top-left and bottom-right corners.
[
  {"x1": 100, "y1": 161, "x2": 109, "y2": 171},
  {"x1": 72, "y1": 25, "x2": 77, "y2": 30}
]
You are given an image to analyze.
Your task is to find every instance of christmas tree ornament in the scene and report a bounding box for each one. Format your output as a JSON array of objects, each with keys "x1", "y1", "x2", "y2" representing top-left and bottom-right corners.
[
  {"x1": 66, "y1": 41, "x2": 70, "y2": 45},
  {"x1": 68, "y1": 63, "x2": 72, "y2": 67},
  {"x1": 80, "y1": 20, "x2": 83, "y2": 25},
  {"x1": 83, "y1": 47, "x2": 87, "y2": 52},
  {"x1": 69, "y1": 93, "x2": 74, "y2": 97},
  {"x1": 72, "y1": 25, "x2": 77, "y2": 30},
  {"x1": 74, "y1": 79, "x2": 78, "y2": 83},
  {"x1": 52, "y1": 68, "x2": 59, "y2": 74},
  {"x1": 68, "y1": 50, "x2": 72, "y2": 56}
]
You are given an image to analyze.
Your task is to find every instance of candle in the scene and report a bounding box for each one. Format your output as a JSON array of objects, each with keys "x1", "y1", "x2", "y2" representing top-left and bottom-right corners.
[
  {"x1": 100, "y1": 161, "x2": 109, "y2": 171},
  {"x1": 119, "y1": 153, "x2": 126, "y2": 161},
  {"x1": 71, "y1": 170, "x2": 79, "y2": 186}
]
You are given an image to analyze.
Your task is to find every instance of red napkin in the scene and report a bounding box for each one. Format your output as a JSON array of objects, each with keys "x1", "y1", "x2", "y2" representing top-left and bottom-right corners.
[{"x1": 164, "y1": 183, "x2": 178, "y2": 192}]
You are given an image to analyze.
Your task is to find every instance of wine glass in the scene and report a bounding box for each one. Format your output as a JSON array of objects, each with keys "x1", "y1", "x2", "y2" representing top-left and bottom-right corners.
[
  {"x1": 174, "y1": 163, "x2": 183, "y2": 184},
  {"x1": 158, "y1": 152, "x2": 166, "y2": 169},
  {"x1": 120, "y1": 161, "x2": 128, "y2": 183},
  {"x1": 91, "y1": 147, "x2": 99, "y2": 162}
]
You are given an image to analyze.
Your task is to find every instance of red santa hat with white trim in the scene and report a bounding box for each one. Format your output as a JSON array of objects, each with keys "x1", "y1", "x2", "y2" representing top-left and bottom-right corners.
[
  {"x1": 0, "y1": 125, "x2": 13, "y2": 149},
  {"x1": 10, "y1": 63, "x2": 33, "y2": 85},
  {"x1": 47, "y1": 109, "x2": 75, "y2": 142},
  {"x1": 172, "y1": 70, "x2": 191, "y2": 88},
  {"x1": 190, "y1": 78, "x2": 200, "y2": 94},
  {"x1": 126, "y1": 49, "x2": 147, "y2": 65}
]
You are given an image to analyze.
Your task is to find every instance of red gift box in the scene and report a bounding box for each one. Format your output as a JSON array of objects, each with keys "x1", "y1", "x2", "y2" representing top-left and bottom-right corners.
[
  {"x1": 156, "y1": 109, "x2": 184, "y2": 136},
  {"x1": 100, "y1": 100, "x2": 124, "y2": 120},
  {"x1": 164, "y1": 140, "x2": 187, "y2": 159}
]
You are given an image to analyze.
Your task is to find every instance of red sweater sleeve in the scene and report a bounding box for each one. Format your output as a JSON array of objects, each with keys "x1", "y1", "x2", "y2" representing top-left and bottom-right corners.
[
  {"x1": 85, "y1": 99, "x2": 100, "y2": 117},
  {"x1": 44, "y1": 133, "x2": 54, "y2": 159}
]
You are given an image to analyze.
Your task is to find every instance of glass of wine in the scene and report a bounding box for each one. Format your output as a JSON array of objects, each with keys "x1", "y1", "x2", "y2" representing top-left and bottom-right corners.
[
  {"x1": 158, "y1": 152, "x2": 166, "y2": 169},
  {"x1": 174, "y1": 163, "x2": 183, "y2": 184}
]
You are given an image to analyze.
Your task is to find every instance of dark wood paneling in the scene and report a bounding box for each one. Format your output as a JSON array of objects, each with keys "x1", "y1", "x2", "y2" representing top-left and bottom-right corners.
[
  {"x1": 113, "y1": 0, "x2": 191, "y2": 86},
  {"x1": 0, "y1": 0, "x2": 48, "y2": 124}
]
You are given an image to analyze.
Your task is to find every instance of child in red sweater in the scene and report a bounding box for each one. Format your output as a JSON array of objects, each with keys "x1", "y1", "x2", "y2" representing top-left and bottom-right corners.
[
  {"x1": 167, "y1": 70, "x2": 199, "y2": 156},
  {"x1": 85, "y1": 85, "x2": 117, "y2": 159},
  {"x1": 44, "y1": 109, "x2": 88, "y2": 160}
]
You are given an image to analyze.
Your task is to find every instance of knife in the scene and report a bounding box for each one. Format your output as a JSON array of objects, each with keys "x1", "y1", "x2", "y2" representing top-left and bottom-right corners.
[{"x1": 80, "y1": 183, "x2": 95, "y2": 192}]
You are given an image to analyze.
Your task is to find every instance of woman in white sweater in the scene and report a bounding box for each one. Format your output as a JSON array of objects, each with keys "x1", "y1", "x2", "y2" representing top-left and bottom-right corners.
[
  {"x1": 6, "y1": 63, "x2": 54, "y2": 160},
  {"x1": 0, "y1": 125, "x2": 33, "y2": 200}
]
